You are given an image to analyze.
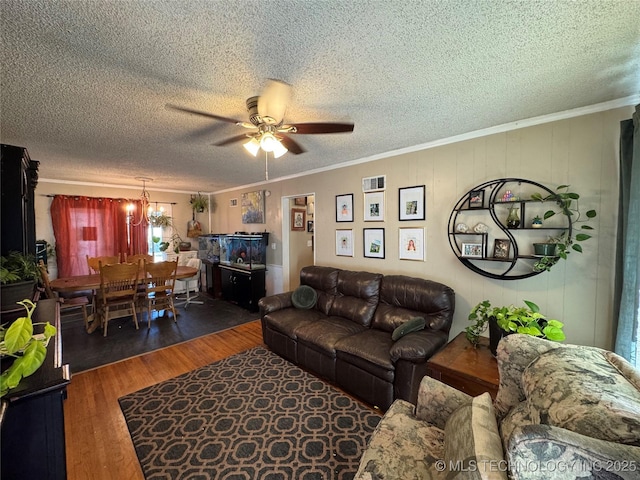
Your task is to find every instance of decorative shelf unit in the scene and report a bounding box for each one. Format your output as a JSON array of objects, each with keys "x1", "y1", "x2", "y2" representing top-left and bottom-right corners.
[{"x1": 448, "y1": 178, "x2": 572, "y2": 280}]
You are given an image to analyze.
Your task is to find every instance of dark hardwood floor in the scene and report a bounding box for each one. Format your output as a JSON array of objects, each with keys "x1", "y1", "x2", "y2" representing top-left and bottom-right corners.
[{"x1": 64, "y1": 319, "x2": 264, "y2": 480}]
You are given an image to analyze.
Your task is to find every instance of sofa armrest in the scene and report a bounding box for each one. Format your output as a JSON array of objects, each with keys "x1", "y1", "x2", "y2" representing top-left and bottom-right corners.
[
  {"x1": 258, "y1": 292, "x2": 293, "y2": 316},
  {"x1": 414, "y1": 375, "x2": 471, "y2": 429},
  {"x1": 389, "y1": 330, "x2": 448, "y2": 363},
  {"x1": 507, "y1": 424, "x2": 640, "y2": 480}
]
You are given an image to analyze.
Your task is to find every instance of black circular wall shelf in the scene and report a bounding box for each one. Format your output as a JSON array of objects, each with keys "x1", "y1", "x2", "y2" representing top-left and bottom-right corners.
[{"x1": 447, "y1": 178, "x2": 572, "y2": 280}]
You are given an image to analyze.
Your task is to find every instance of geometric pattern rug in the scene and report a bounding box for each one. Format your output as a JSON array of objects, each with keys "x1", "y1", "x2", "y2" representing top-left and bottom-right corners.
[{"x1": 119, "y1": 347, "x2": 381, "y2": 480}]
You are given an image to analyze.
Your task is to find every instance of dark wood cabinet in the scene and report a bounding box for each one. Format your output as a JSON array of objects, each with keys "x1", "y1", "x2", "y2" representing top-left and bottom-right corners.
[
  {"x1": 220, "y1": 265, "x2": 266, "y2": 312},
  {"x1": 1, "y1": 299, "x2": 70, "y2": 480},
  {"x1": 1, "y1": 144, "x2": 39, "y2": 257}
]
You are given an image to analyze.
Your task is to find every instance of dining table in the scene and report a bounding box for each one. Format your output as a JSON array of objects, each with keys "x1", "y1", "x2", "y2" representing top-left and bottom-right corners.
[
  {"x1": 49, "y1": 265, "x2": 199, "y2": 293},
  {"x1": 49, "y1": 265, "x2": 200, "y2": 333}
]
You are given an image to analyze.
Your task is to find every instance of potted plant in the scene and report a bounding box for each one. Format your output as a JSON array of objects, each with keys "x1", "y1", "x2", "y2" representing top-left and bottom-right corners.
[
  {"x1": 0, "y1": 251, "x2": 41, "y2": 311},
  {"x1": 149, "y1": 212, "x2": 172, "y2": 228},
  {"x1": 0, "y1": 299, "x2": 57, "y2": 397},
  {"x1": 531, "y1": 185, "x2": 596, "y2": 272},
  {"x1": 467, "y1": 299, "x2": 565, "y2": 355},
  {"x1": 190, "y1": 193, "x2": 208, "y2": 213}
]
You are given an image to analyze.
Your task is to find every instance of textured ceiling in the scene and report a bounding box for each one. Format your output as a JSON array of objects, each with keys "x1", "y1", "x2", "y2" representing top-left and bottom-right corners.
[{"x1": 1, "y1": 0, "x2": 639, "y2": 193}]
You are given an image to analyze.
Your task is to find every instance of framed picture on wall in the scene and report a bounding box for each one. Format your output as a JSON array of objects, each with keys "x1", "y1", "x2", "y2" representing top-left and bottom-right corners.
[
  {"x1": 307, "y1": 220, "x2": 314, "y2": 233},
  {"x1": 399, "y1": 227, "x2": 425, "y2": 261},
  {"x1": 294, "y1": 197, "x2": 306, "y2": 206},
  {"x1": 364, "y1": 191, "x2": 385, "y2": 221},
  {"x1": 241, "y1": 190, "x2": 265, "y2": 224},
  {"x1": 336, "y1": 193, "x2": 354, "y2": 222},
  {"x1": 399, "y1": 185, "x2": 425, "y2": 221},
  {"x1": 291, "y1": 208, "x2": 306, "y2": 231},
  {"x1": 336, "y1": 229, "x2": 354, "y2": 256},
  {"x1": 364, "y1": 228, "x2": 385, "y2": 258}
]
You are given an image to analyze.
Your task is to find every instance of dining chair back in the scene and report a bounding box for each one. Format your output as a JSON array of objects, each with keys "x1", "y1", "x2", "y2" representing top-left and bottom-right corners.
[
  {"x1": 87, "y1": 254, "x2": 120, "y2": 274},
  {"x1": 143, "y1": 260, "x2": 178, "y2": 328},
  {"x1": 38, "y1": 261, "x2": 91, "y2": 330},
  {"x1": 98, "y1": 261, "x2": 139, "y2": 336},
  {"x1": 175, "y1": 257, "x2": 204, "y2": 309},
  {"x1": 125, "y1": 253, "x2": 154, "y2": 267}
]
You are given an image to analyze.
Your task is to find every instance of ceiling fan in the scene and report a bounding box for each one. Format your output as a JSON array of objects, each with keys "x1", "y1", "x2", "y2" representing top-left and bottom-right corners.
[{"x1": 166, "y1": 79, "x2": 354, "y2": 159}]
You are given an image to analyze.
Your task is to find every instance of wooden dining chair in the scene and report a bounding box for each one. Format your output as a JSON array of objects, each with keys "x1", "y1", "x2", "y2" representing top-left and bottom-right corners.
[
  {"x1": 38, "y1": 261, "x2": 91, "y2": 330},
  {"x1": 125, "y1": 253, "x2": 153, "y2": 267},
  {"x1": 87, "y1": 254, "x2": 120, "y2": 274},
  {"x1": 142, "y1": 260, "x2": 178, "y2": 328},
  {"x1": 97, "y1": 261, "x2": 139, "y2": 337}
]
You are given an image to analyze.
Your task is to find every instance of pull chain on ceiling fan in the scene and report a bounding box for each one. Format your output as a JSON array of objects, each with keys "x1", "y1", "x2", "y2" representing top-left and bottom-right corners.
[{"x1": 166, "y1": 79, "x2": 354, "y2": 159}]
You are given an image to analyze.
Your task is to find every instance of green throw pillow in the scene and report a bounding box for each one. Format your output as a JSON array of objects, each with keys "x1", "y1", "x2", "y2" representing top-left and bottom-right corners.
[
  {"x1": 391, "y1": 317, "x2": 426, "y2": 341},
  {"x1": 291, "y1": 285, "x2": 318, "y2": 309}
]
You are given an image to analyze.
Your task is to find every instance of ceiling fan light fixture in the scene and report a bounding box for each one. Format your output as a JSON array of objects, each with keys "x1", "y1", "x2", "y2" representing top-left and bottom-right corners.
[
  {"x1": 272, "y1": 140, "x2": 288, "y2": 158},
  {"x1": 259, "y1": 132, "x2": 278, "y2": 152},
  {"x1": 243, "y1": 137, "x2": 260, "y2": 156}
]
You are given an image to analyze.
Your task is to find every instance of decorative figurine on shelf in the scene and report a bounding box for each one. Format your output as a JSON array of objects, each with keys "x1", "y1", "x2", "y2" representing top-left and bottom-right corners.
[
  {"x1": 455, "y1": 223, "x2": 469, "y2": 233},
  {"x1": 500, "y1": 190, "x2": 520, "y2": 202},
  {"x1": 506, "y1": 205, "x2": 520, "y2": 229},
  {"x1": 473, "y1": 223, "x2": 489, "y2": 234},
  {"x1": 531, "y1": 215, "x2": 543, "y2": 228}
]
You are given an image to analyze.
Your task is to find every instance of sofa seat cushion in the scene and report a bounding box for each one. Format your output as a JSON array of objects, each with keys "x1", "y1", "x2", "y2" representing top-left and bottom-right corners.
[
  {"x1": 295, "y1": 316, "x2": 366, "y2": 356},
  {"x1": 263, "y1": 308, "x2": 327, "y2": 339},
  {"x1": 335, "y1": 330, "x2": 395, "y2": 380},
  {"x1": 445, "y1": 392, "x2": 507, "y2": 479},
  {"x1": 522, "y1": 347, "x2": 640, "y2": 446},
  {"x1": 355, "y1": 399, "x2": 445, "y2": 480}
]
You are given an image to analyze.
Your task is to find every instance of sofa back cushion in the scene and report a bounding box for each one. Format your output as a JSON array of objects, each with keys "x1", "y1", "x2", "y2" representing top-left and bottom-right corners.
[
  {"x1": 372, "y1": 275, "x2": 455, "y2": 333},
  {"x1": 329, "y1": 270, "x2": 382, "y2": 326},
  {"x1": 300, "y1": 266, "x2": 340, "y2": 316},
  {"x1": 522, "y1": 347, "x2": 640, "y2": 446}
]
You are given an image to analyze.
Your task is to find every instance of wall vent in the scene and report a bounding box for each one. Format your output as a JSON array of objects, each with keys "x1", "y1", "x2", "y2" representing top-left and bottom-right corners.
[{"x1": 362, "y1": 175, "x2": 386, "y2": 192}]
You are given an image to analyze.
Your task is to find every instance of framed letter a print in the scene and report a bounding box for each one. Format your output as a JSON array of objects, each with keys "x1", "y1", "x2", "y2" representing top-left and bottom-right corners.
[{"x1": 336, "y1": 194, "x2": 354, "y2": 222}]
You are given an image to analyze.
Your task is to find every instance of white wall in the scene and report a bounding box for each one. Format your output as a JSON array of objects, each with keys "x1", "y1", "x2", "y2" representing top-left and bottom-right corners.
[{"x1": 210, "y1": 106, "x2": 634, "y2": 350}]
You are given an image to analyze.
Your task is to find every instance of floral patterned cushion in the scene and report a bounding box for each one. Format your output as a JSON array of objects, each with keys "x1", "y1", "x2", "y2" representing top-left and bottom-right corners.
[
  {"x1": 444, "y1": 392, "x2": 507, "y2": 480},
  {"x1": 354, "y1": 399, "x2": 446, "y2": 480},
  {"x1": 522, "y1": 347, "x2": 640, "y2": 446}
]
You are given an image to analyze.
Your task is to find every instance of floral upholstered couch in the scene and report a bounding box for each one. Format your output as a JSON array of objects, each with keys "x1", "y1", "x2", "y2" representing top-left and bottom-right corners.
[{"x1": 355, "y1": 334, "x2": 640, "y2": 479}]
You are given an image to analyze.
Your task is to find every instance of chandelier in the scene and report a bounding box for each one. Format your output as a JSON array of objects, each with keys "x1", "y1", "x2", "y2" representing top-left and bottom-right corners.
[{"x1": 127, "y1": 177, "x2": 153, "y2": 226}]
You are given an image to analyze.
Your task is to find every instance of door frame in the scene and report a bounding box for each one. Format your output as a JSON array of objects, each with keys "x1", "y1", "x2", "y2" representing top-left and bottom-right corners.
[{"x1": 281, "y1": 192, "x2": 315, "y2": 292}]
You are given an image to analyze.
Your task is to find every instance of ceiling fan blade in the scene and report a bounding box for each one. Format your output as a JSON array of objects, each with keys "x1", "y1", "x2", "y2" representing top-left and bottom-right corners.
[
  {"x1": 278, "y1": 134, "x2": 305, "y2": 155},
  {"x1": 285, "y1": 122, "x2": 355, "y2": 134},
  {"x1": 213, "y1": 134, "x2": 252, "y2": 146},
  {"x1": 258, "y1": 79, "x2": 292, "y2": 125},
  {"x1": 166, "y1": 104, "x2": 244, "y2": 124}
]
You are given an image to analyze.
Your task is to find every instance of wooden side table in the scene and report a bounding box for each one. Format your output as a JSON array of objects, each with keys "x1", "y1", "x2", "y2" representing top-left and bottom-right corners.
[{"x1": 426, "y1": 332, "x2": 499, "y2": 399}]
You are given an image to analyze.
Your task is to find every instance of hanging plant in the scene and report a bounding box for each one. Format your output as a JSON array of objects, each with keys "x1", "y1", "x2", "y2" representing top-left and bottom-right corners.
[
  {"x1": 190, "y1": 193, "x2": 208, "y2": 213},
  {"x1": 149, "y1": 212, "x2": 172, "y2": 228}
]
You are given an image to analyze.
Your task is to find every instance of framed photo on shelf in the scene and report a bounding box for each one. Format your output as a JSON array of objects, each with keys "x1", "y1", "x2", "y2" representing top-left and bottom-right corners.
[
  {"x1": 468, "y1": 190, "x2": 484, "y2": 209},
  {"x1": 399, "y1": 185, "x2": 425, "y2": 221},
  {"x1": 364, "y1": 191, "x2": 385, "y2": 221},
  {"x1": 336, "y1": 229, "x2": 354, "y2": 257},
  {"x1": 291, "y1": 208, "x2": 306, "y2": 231},
  {"x1": 399, "y1": 227, "x2": 425, "y2": 261},
  {"x1": 461, "y1": 242, "x2": 483, "y2": 258},
  {"x1": 364, "y1": 228, "x2": 385, "y2": 259},
  {"x1": 336, "y1": 194, "x2": 354, "y2": 222},
  {"x1": 493, "y1": 239, "x2": 511, "y2": 259}
]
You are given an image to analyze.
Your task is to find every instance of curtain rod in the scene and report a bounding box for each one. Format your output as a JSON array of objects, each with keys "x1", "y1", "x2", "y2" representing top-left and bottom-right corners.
[{"x1": 43, "y1": 194, "x2": 177, "y2": 205}]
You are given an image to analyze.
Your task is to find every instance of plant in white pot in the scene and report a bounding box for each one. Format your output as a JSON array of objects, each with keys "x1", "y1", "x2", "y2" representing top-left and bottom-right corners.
[
  {"x1": 530, "y1": 185, "x2": 597, "y2": 272},
  {"x1": 466, "y1": 299, "x2": 565, "y2": 355}
]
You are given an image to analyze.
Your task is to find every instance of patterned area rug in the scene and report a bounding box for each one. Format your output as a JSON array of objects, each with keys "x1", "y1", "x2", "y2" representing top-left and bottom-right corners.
[{"x1": 119, "y1": 347, "x2": 381, "y2": 480}]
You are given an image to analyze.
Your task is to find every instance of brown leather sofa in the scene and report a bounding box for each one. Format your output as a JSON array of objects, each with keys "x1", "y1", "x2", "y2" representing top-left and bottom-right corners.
[{"x1": 259, "y1": 265, "x2": 455, "y2": 410}]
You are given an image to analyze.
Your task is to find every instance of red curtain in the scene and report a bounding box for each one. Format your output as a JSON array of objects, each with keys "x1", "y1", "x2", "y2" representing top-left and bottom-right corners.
[{"x1": 50, "y1": 195, "x2": 148, "y2": 277}]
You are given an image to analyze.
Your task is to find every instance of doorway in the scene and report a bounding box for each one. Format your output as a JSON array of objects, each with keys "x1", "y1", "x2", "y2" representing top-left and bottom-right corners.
[{"x1": 281, "y1": 193, "x2": 315, "y2": 291}]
